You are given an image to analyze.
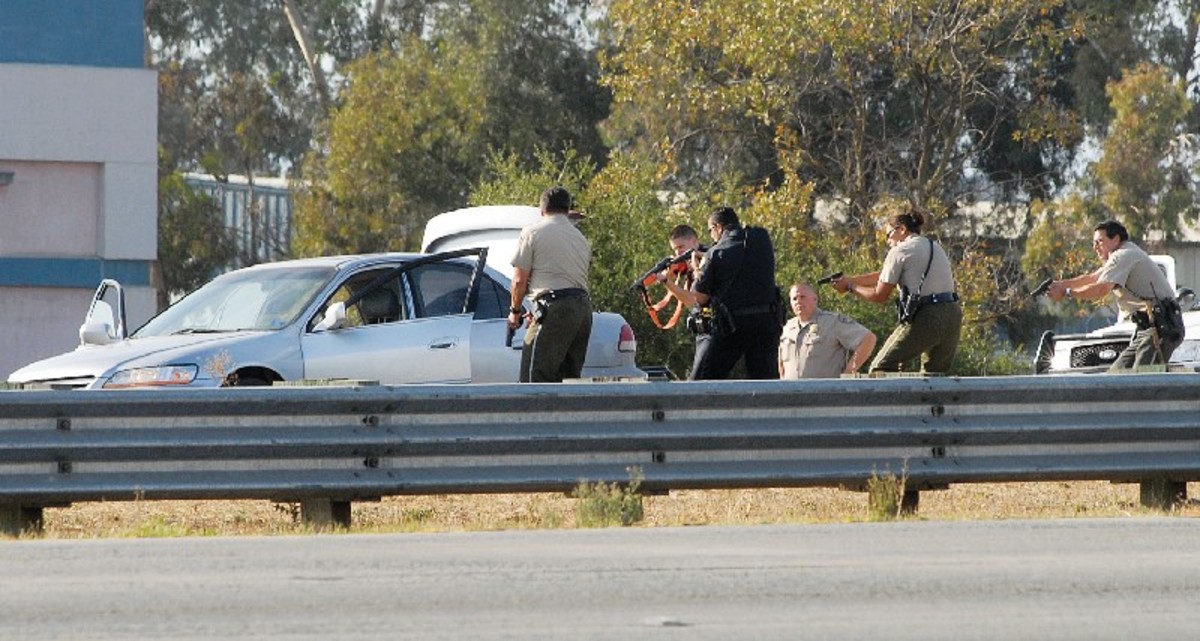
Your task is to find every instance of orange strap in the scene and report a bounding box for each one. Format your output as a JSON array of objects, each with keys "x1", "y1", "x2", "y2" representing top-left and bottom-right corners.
[
  {"x1": 645, "y1": 297, "x2": 686, "y2": 330},
  {"x1": 638, "y1": 272, "x2": 692, "y2": 330}
]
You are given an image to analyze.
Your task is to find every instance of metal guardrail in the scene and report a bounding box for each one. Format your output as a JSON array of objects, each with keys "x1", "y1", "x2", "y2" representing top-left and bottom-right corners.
[{"x1": 2, "y1": 374, "x2": 1199, "y2": 533}]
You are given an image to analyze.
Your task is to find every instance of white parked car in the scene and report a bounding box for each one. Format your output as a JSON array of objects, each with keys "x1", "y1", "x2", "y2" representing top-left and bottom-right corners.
[{"x1": 8, "y1": 247, "x2": 642, "y2": 389}]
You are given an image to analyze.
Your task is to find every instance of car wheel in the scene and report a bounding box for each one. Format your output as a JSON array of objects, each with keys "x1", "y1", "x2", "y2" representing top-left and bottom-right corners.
[{"x1": 225, "y1": 372, "x2": 272, "y2": 387}]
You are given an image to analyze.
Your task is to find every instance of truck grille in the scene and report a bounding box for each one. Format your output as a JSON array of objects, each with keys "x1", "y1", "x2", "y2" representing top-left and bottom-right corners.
[{"x1": 1069, "y1": 341, "x2": 1127, "y2": 368}]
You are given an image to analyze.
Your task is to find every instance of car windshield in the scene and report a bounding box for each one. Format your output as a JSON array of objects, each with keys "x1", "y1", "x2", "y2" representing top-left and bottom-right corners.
[{"x1": 135, "y1": 266, "x2": 336, "y2": 337}]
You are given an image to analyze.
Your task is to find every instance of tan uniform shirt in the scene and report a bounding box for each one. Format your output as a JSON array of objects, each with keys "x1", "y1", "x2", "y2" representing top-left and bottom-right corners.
[
  {"x1": 511, "y1": 214, "x2": 591, "y2": 300},
  {"x1": 1096, "y1": 241, "x2": 1173, "y2": 315},
  {"x1": 880, "y1": 235, "x2": 956, "y2": 296},
  {"x1": 779, "y1": 309, "x2": 871, "y2": 379}
]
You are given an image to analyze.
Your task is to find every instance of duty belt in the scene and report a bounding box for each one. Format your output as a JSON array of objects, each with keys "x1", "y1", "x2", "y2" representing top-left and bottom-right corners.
[
  {"x1": 918, "y1": 292, "x2": 959, "y2": 305},
  {"x1": 732, "y1": 303, "x2": 776, "y2": 316},
  {"x1": 536, "y1": 288, "x2": 589, "y2": 301}
]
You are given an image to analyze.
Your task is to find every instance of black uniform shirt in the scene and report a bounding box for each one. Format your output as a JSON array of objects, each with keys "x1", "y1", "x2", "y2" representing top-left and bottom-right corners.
[{"x1": 693, "y1": 226, "x2": 776, "y2": 311}]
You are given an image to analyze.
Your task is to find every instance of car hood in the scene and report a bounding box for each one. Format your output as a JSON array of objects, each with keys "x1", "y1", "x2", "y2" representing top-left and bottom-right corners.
[{"x1": 8, "y1": 332, "x2": 267, "y2": 385}]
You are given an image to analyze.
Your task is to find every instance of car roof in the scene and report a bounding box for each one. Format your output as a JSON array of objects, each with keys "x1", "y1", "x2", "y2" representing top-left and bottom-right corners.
[
  {"x1": 421, "y1": 205, "x2": 541, "y2": 253},
  {"x1": 236, "y1": 252, "x2": 436, "y2": 272},
  {"x1": 226, "y1": 252, "x2": 509, "y2": 284}
]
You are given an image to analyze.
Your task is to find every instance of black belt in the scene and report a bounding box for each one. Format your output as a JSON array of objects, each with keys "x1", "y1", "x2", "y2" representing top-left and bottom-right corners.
[
  {"x1": 536, "y1": 288, "x2": 589, "y2": 301},
  {"x1": 918, "y1": 292, "x2": 959, "y2": 305},
  {"x1": 732, "y1": 303, "x2": 776, "y2": 316}
]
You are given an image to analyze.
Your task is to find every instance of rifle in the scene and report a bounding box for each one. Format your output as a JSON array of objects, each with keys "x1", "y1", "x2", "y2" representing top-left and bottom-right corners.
[
  {"x1": 631, "y1": 248, "x2": 701, "y2": 292},
  {"x1": 816, "y1": 271, "x2": 843, "y2": 286},
  {"x1": 632, "y1": 247, "x2": 704, "y2": 330},
  {"x1": 1030, "y1": 278, "x2": 1053, "y2": 298}
]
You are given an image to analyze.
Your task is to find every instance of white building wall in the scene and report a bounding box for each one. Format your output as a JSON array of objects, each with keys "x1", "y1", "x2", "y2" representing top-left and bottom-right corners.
[{"x1": 0, "y1": 63, "x2": 157, "y2": 379}]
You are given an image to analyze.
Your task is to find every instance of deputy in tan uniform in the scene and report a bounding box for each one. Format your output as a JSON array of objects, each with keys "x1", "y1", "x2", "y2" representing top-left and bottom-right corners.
[
  {"x1": 1046, "y1": 219, "x2": 1183, "y2": 370},
  {"x1": 832, "y1": 207, "x2": 961, "y2": 374},
  {"x1": 508, "y1": 186, "x2": 593, "y2": 382},
  {"x1": 778, "y1": 282, "x2": 876, "y2": 379}
]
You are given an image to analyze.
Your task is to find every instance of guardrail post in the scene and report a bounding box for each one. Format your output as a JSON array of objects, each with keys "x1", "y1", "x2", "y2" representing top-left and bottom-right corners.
[
  {"x1": 0, "y1": 504, "x2": 43, "y2": 536},
  {"x1": 1139, "y1": 478, "x2": 1187, "y2": 510},
  {"x1": 300, "y1": 499, "x2": 352, "y2": 530}
]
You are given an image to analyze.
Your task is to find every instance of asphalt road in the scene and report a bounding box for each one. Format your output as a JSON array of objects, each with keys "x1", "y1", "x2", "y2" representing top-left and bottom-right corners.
[{"x1": 2, "y1": 518, "x2": 1197, "y2": 640}]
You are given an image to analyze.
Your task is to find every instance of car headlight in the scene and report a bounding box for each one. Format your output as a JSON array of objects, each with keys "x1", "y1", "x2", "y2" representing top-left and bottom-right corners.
[{"x1": 103, "y1": 365, "x2": 198, "y2": 389}]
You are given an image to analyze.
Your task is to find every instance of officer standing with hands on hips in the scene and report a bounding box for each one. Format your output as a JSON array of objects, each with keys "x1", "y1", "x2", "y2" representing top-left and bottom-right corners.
[
  {"x1": 507, "y1": 186, "x2": 593, "y2": 382},
  {"x1": 1045, "y1": 219, "x2": 1184, "y2": 371}
]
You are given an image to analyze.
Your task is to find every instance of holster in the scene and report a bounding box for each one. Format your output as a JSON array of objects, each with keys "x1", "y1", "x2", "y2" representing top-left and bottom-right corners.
[
  {"x1": 1149, "y1": 298, "x2": 1184, "y2": 341},
  {"x1": 686, "y1": 300, "x2": 737, "y2": 337},
  {"x1": 896, "y1": 288, "x2": 921, "y2": 324}
]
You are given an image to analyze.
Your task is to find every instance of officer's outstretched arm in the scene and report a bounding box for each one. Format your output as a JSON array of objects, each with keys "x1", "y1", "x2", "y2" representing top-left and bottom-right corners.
[{"x1": 832, "y1": 271, "x2": 880, "y2": 293}]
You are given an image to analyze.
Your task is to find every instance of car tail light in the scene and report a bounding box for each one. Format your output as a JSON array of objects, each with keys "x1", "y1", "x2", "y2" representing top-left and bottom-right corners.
[{"x1": 618, "y1": 323, "x2": 637, "y2": 353}]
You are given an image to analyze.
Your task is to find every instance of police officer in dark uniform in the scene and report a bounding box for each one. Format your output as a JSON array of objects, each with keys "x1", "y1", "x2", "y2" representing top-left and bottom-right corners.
[{"x1": 689, "y1": 207, "x2": 782, "y2": 380}]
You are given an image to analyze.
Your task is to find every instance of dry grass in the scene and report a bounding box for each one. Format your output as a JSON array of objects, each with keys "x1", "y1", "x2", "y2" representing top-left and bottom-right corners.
[{"x1": 19, "y1": 481, "x2": 1200, "y2": 539}]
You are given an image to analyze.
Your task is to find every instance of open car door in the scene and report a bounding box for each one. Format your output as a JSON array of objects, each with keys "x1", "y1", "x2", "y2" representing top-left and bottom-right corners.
[
  {"x1": 300, "y1": 249, "x2": 488, "y2": 384},
  {"x1": 78, "y1": 279, "x2": 127, "y2": 346}
]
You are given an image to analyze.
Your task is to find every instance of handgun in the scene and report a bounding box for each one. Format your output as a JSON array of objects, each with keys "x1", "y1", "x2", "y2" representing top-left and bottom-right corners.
[
  {"x1": 817, "y1": 271, "x2": 843, "y2": 286},
  {"x1": 1030, "y1": 278, "x2": 1053, "y2": 298}
]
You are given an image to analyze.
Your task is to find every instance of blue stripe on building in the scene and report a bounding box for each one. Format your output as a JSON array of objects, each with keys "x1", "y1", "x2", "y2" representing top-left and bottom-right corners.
[
  {"x1": 0, "y1": 1, "x2": 144, "y2": 68},
  {"x1": 0, "y1": 258, "x2": 151, "y2": 288}
]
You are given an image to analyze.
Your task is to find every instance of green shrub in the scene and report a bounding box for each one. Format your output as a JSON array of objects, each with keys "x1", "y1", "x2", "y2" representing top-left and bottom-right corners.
[
  {"x1": 573, "y1": 468, "x2": 645, "y2": 528},
  {"x1": 867, "y1": 469, "x2": 908, "y2": 522}
]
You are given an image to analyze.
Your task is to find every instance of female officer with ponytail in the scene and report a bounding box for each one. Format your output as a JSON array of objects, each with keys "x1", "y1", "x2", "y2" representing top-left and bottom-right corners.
[{"x1": 831, "y1": 206, "x2": 961, "y2": 374}]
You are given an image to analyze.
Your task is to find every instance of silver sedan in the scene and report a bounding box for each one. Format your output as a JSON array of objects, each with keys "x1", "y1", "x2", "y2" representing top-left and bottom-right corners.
[{"x1": 8, "y1": 249, "x2": 642, "y2": 389}]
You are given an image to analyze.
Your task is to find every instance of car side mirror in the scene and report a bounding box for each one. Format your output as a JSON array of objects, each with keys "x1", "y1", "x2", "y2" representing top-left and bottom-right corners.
[
  {"x1": 79, "y1": 320, "x2": 117, "y2": 346},
  {"x1": 313, "y1": 302, "x2": 347, "y2": 332},
  {"x1": 79, "y1": 300, "x2": 119, "y2": 346}
]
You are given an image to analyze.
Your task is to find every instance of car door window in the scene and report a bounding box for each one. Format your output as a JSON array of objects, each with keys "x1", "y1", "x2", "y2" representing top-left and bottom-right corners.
[
  {"x1": 474, "y1": 276, "x2": 508, "y2": 320},
  {"x1": 409, "y1": 263, "x2": 474, "y2": 317},
  {"x1": 315, "y1": 268, "x2": 407, "y2": 329}
]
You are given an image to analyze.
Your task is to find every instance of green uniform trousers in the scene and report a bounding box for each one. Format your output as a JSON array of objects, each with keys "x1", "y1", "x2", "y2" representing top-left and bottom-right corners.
[
  {"x1": 869, "y1": 301, "x2": 963, "y2": 374},
  {"x1": 520, "y1": 295, "x2": 593, "y2": 382},
  {"x1": 1109, "y1": 326, "x2": 1182, "y2": 372}
]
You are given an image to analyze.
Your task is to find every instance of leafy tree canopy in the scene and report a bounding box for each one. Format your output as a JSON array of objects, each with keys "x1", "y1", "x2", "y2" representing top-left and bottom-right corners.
[
  {"x1": 293, "y1": 0, "x2": 611, "y2": 255},
  {"x1": 600, "y1": 0, "x2": 1082, "y2": 226}
]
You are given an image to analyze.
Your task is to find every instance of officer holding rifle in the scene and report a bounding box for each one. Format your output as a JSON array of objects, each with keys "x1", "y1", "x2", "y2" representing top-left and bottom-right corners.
[{"x1": 647, "y1": 225, "x2": 705, "y2": 313}]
